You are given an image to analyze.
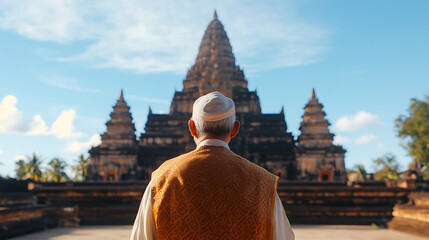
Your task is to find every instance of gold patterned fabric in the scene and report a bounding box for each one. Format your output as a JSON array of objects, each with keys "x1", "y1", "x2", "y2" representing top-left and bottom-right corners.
[{"x1": 152, "y1": 146, "x2": 279, "y2": 240}]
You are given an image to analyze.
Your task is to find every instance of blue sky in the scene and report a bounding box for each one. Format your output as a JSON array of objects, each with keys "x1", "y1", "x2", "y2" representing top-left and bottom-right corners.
[{"x1": 0, "y1": 0, "x2": 428, "y2": 177}]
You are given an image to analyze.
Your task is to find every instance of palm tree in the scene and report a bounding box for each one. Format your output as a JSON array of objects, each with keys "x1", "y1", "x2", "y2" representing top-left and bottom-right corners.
[
  {"x1": 72, "y1": 154, "x2": 88, "y2": 181},
  {"x1": 46, "y1": 157, "x2": 70, "y2": 182},
  {"x1": 15, "y1": 159, "x2": 28, "y2": 180},
  {"x1": 26, "y1": 153, "x2": 43, "y2": 181}
]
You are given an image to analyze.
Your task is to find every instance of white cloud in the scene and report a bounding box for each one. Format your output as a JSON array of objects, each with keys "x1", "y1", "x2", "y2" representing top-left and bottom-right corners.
[
  {"x1": 0, "y1": 95, "x2": 82, "y2": 139},
  {"x1": 333, "y1": 111, "x2": 382, "y2": 132},
  {"x1": 354, "y1": 134, "x2": 376, "y2": 145},
  {"x1": 66, "y1": 134, "x2": 101, "y2": 153},
  {"x1": 0, "y1": 95, "x2": 28, "y2": 133},
  {"x1": 333, "y1": 135, "x2": 349, "y2": 145},
  {"x1": 39, "y1": 75, "x2": 100, "y2": 93},
  {"x1": 26, "y1": 115, "x2": 49, "y2": 135},
  {"x1": 14, "y1": 155, "x2": 26, "y2": 162},
  {"x1": 50, "y1": 110, "x2": 82, "y2": 139},
  {"x1": 0, "y1": 0, "x2": 83, "y2": 43},
  {"x1": 0, "y1": 149, "x2": 3, "y2": 155},
  {"x1": 334, "y1": 133, "x2": 379, "y2": 145},
  {"x1": 0, "y1": 0, "x2": 330, "y2": 73}
]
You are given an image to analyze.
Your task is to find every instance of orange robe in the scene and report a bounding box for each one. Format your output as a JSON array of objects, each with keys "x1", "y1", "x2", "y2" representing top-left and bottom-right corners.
[{"x1": 151, "y1": 145, "x2": 279, "y2": 240}]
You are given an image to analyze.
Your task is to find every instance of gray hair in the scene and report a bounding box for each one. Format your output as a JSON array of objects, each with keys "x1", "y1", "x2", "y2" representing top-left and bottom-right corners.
[{"x1": 192, "y1": 114, "x2": 236, "y2": 137}]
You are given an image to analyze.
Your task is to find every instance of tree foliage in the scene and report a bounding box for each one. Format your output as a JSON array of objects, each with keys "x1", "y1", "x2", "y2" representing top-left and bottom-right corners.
[
  {"x1": 15, "y1": 159, "x2": 27, "y2": 180},
  {"x1": 14, "y1": 153, "x2": 90, "y2": 182},
  {"x1": 72, "y1": 154, "x2": 88, "y2": 181},
  {"x1": 46, "y1": 157, "x2": 70, "y2": 182},
  {"x1": 396, "y1": 96, "x2": 429, "y2": 177},
  {"x1": 373, "y1": 153, "x2": 401, "y2": 180},
  {"x1": 15, "y1": 153, "x2": 43, "y2": 181}
]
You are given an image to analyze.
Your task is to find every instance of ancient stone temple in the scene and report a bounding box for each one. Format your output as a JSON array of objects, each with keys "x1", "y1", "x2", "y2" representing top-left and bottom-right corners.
[
  {"x1": 296, "y1": 89, "x2": 346, "y2": 181},
  {"x1": 88, "y1": 11, "x2": 345, "y2": 182},
  {"x1": 138, "y1": 11, "x2": 296, "y2": 180},
  {"x1": 88, "y1": 90, "x2": 139, "y2": 181}
]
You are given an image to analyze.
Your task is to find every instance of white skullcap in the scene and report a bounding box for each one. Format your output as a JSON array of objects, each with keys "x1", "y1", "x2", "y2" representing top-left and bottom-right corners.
[{"x1": 192, "y1": 92, "x2": 235, "y2": 121}]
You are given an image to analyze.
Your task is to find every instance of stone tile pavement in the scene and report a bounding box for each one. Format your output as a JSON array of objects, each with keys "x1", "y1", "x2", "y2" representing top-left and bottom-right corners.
[
  {"x1": 293, "y1": 225, "x2": 428, "y2": 240},
  {"x1": 10, "y1": 225, "x2": 429, "y2": 240}
]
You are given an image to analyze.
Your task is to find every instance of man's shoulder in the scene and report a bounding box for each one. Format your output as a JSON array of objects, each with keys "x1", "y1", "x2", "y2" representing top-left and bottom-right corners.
[{"x1": 152, "y1": 147, "x2": 278, "y2": 183}]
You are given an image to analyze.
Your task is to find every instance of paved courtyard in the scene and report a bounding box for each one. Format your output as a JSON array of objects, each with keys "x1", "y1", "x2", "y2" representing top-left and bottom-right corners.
[{"x1": 11, "y1": 225, "x2": 428, "y2": 240}]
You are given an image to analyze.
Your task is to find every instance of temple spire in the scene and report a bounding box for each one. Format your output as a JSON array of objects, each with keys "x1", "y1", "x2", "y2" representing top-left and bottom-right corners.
[
  {"x1": 173, "y1": 11, "x2": 258, "y2": 113},
  {"x1": 193, "y1": 11, "x2": 235, "y2": 68},
  {"x1": 299, "y1": 89, "x2": 332, "y2": 147},
  {"x1": 115, "y1": 89, "x2": 126, "y2": 107},
  {"x1": 101, "y1": 90, "x2": 136, "y2": 146}
]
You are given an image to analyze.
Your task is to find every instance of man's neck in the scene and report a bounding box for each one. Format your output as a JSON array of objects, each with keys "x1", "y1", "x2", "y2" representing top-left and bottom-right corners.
[
  {"x1": 197, "y1": 139, "x2": 230, "y2": 150},
  {"x1": 194, "y1": 134, "x2": 230, "y2": 146}
]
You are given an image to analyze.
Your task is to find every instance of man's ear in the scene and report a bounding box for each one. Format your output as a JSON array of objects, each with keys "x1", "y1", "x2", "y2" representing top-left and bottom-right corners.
[
  {"x1": 230, "y1": 121, "x2": 240, "y2": 138},
  {"x1": 189, "y1": 120, "x2": 198, "y2": 137}
]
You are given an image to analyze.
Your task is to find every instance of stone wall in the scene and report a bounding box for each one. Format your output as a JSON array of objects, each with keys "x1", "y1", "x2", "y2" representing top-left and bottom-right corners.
[
  {"x1": 278, "y1": 181, "x2": 409, "y2": 224},
  {"x1": 34, "y1": 181, "x2": 146, "y2": 225},
  {"x1": 0, "y1": 180, "x2": 56, "y2": 239}
]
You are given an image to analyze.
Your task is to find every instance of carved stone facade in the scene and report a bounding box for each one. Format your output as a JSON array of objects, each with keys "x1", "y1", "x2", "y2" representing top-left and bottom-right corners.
[
  {"x1": 296, "y1": 89, "x2": 346, "y2": 181},
  {"x1": 88, "y1": 12, "x2": 345, "y2": 182},
  {"x1": 88, "y1": 90, "x2": 139, "y2": 181}
]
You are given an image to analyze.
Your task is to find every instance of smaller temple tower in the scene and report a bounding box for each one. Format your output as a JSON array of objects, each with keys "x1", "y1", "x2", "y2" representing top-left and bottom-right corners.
[
  {"x1": 296, "y1": 89, "x2": 346, "y2": 181},
  {"x1": 88, "y1": 90, "x2": 138, "y2": 181}
]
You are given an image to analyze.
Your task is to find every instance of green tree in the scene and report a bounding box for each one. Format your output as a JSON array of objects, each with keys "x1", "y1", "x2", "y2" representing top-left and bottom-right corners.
[
  {"x1": 396, "y1": 96, "x2": 429, "y2": 178},
  {"x1": 20, "y1": 153, "x2": 43, "y2": 181},
  {"x1": 373, "y1": 153, "x2": 401, "y2": 180},
  {"x1": 15, "y1": 159, "x2": 27, "y2": 180},
  {"x1": 46, "y1": 157, "x2": 70, "y2": 182},
  {"x1": 72, "y1": 154, "x2": 88, "y2": 181}
]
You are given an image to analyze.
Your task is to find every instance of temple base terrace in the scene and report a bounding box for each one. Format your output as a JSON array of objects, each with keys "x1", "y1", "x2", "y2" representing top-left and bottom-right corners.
[{"x1": 2, "y1": 179, "x2": 428, "y2": 239}]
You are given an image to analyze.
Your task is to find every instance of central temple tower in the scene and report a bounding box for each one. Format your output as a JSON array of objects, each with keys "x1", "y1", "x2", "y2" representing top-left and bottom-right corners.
[{"x1": 170, "y1": 11, "x2": 261, "y2": 114}]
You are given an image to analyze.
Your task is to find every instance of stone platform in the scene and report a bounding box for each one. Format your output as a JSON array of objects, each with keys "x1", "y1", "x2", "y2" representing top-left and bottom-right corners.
[
  {"x1": 388, "y1": 192, "x2": 429, "y2": 237},
  {"x1": 32, "y1": 181, "x2": 410, "y2": 226},
  {"x1": 10, "y1": 225, "x2": 429, "y2": 240}
]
